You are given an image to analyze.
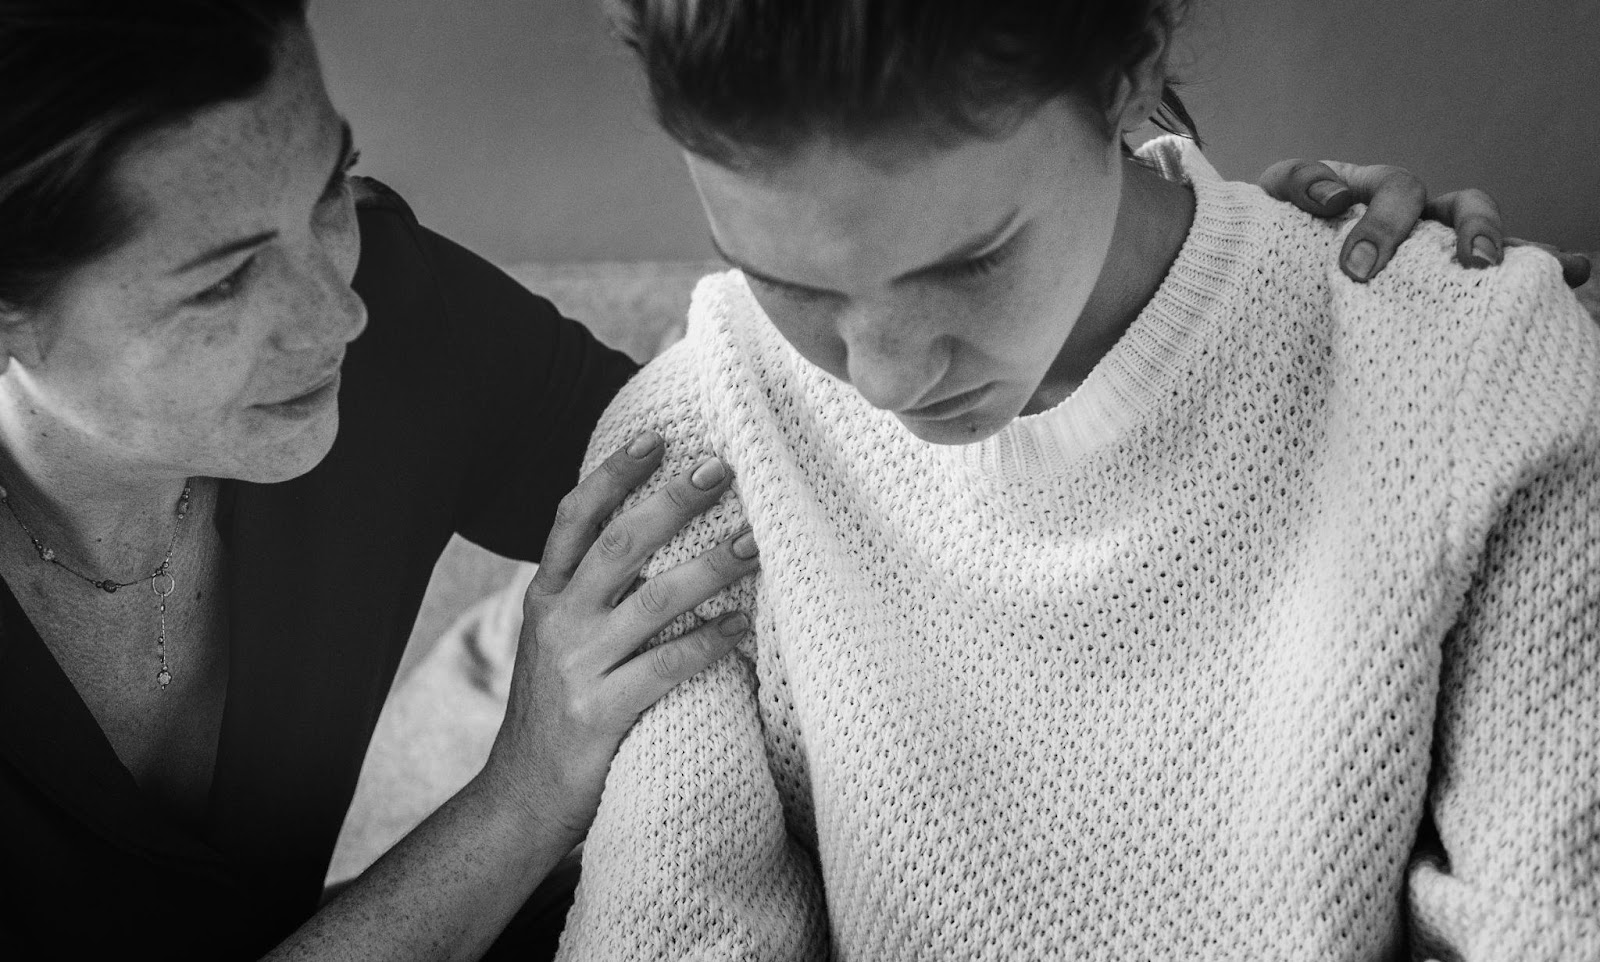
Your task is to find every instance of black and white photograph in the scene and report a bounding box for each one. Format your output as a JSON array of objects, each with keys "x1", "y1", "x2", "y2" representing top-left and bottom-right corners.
[{"x1": 0, "y1": 1, "x2": 1596, "y2": 959}]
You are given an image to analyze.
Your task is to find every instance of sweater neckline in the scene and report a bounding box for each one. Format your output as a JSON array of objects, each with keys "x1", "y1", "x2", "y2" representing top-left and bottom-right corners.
[{"x1": 953, "y1": 138, "x2": 1264, "y2": 481}]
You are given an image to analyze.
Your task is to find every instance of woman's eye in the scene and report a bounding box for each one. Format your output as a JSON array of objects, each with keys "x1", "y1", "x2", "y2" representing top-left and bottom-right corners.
[
  {"x1": 191, "y1": 256, "x2": 256, "y2": 306},
  {"x1": 320, "y1": 148, "x2": 362, "y2": 205},
  {"x1": 950, "y1": 246, "x2": 1010, "y2": 279}
]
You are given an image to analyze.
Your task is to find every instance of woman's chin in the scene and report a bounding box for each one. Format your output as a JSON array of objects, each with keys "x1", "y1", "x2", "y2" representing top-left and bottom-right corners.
[
  {"x1": 226, "y1": 409, "x2": 342, "y2": 483},
  {"x1": 896, "y1": 409, "x2": 1012, "y2": 446}
]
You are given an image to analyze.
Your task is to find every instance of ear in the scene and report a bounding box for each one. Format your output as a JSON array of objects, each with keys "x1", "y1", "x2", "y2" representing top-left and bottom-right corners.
[
  {"x1": 1104, "y1": 27, "x2": 1173, "y2": 138},
  {"x1": 0, "y1": 304, "x2": 43, "y2": 375}
]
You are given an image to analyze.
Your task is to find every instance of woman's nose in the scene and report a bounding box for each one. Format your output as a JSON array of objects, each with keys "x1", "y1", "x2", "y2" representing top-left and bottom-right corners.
[
  {"x1": 274, "y1": 250, "x2": 368, "y2": 353},
  {"x1": 842, "y1": 322, "x2": 945, "y2": 413}
]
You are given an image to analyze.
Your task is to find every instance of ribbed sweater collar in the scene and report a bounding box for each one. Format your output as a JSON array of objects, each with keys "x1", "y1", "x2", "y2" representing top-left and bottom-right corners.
[{"x1": 953, "y1": 138, "x2": 1264, "y2": 481}]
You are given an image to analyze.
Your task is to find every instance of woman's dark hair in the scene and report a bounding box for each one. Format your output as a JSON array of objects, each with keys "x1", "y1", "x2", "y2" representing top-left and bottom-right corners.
[
  {"x1": 610, "y1": 0, "x2": 1199, "y2": 168},
  {"x1": 0, "y1": 0, "x2": 308, "y2": 311}
]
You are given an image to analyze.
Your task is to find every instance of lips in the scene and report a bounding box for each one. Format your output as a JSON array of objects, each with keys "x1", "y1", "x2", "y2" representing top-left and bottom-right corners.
[
  {"x1": 900, "y1": 383, "x2": 993, "y2": 420},
  {"x1": 264, "y1": 363, "x2": 343, "y2": 406}
]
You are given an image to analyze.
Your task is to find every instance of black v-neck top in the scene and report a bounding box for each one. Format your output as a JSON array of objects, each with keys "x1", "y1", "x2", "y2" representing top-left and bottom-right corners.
[{"x1": 0, "y1": 180, "x2": 638, "y2": 959}]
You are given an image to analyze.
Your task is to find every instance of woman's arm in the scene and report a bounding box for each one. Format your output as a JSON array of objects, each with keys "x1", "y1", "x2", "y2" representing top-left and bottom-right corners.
[
  {"x1": 553, "y1": 341, "x2": 829, "y2": 962},
  {"x1": 262, "y1": 433, "x2": 759, "y2": 961},
  {"x1": 1407, "y1": 258, "x2": 1600, "y2": 960}
]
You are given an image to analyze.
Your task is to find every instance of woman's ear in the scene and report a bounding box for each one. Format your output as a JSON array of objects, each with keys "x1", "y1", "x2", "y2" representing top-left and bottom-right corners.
[
  {"x1": 1105, "y1": 28, "x2": 1173, "y2": 137},
  {"x1": 0, "y1": 305, "x2": 42, "y2": 375}
]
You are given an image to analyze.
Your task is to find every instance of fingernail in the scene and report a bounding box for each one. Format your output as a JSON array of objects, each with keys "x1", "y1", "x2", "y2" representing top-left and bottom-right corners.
[
  {"x1": 718, "y1": 612, "x2": 749, "y2": 636},
  {"x1": 627, "y1": 431, "x2": 659, "y2": 458},
  {"x1": 1470, "y1": 235, "x2": 1499, "y2": 268},
  {"x1": 731, "y1": 530, "x2": 758, "y2": 559},
  {"x1": 690, "y1": 457, "x2": 727, "y2": 489},
  {"x1": 1346, "y1": 240, "x2": 1377, "y2": 281},
  {"x1": 1307, "y1": 180, "x2": 1349, "y2": 206}
]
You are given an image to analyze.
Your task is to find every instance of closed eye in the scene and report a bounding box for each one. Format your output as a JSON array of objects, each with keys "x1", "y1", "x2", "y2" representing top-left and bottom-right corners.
[
  {"x1": 939, "y1": 234, "x2": 1019, "y2": 281},
  {"x1": 190, "y1": 255, "x2": 257, "y2": 306}
]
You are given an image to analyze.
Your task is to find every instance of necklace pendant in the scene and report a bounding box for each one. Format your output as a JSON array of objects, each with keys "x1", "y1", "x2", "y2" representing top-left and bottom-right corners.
[
  {"x1": 156, "y1": 667, "x2": 172, "y2": 690},
  {"x1": 99, "y1": 579, "x2": 119, "y2": 593}
]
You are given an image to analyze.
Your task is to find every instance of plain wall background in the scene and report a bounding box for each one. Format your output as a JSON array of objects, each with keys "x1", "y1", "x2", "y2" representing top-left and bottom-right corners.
[{"x1": 309, "y1": 0, "x2": 1600, "y2": 265}]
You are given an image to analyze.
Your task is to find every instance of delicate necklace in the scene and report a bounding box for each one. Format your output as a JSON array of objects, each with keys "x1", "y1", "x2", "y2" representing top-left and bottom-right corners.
[{"x1": 0, "y1": 479, "x2": 192, "y2": 691}]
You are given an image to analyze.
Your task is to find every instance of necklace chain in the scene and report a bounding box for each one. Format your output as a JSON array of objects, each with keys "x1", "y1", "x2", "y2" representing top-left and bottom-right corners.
[{"x1": 0, "y1": 479, "x2": 193, "y2": 691}]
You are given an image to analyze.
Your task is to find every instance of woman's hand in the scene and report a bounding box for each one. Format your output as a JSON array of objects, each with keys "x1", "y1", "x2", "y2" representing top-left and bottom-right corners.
[
  {"x1": 480, "y1": 429, "x2": 757, "y2": 846},
  {"x1": 1259, "y1": 159, "x2": 1593, "y2": 289}
]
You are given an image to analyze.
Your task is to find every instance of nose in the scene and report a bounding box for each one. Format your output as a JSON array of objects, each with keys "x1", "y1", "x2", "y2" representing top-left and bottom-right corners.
[
  {"x1": 839, "y1": 309, "x2": 946, "y2": 413},
  {"x1": 273, "y1": 245, "x2": 368, "y2": 353}
]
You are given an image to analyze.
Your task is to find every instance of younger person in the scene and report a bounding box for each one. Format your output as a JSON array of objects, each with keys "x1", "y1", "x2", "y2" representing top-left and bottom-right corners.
[{"x1": 556, "y1": 1, "x2": 1600, "y2": 959}]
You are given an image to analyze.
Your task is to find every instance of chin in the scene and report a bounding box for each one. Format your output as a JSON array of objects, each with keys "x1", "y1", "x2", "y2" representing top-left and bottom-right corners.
[
  {"x1": 897, "y1": 410, "x2": 1012, "y2": 446},
  {"x1": 231, "y1": 409, "x2": 342, "y2": 483}
]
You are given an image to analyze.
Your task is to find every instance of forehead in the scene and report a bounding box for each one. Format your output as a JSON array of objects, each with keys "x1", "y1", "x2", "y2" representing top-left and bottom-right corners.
[
  {"x1": 688, "y1": 97, "x2": 1105, "y2": 281},
  {"x1": 106, "y1": 24, "x2": 339, "y2": 268}
]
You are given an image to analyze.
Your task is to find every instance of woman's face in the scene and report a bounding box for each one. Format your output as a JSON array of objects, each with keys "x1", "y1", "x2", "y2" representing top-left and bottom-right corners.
[
  {"x1": 0, "y1": 20, "x2": 367, "y2": 484},
  {"x1": 688, "y1": 96, "x2": 1123, "y2": 445}
]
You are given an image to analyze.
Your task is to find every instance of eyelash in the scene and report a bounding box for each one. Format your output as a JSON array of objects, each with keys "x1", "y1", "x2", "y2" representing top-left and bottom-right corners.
[
  {"x1": 192, "y1": 256, "x2": 256, "y2": 306},
  {"x1": 950, "y1": 243, "x2": 1013, "y2": 279},
  {"x1": 190, "y1": 149, "x2": 362, "y2": 308},
  {"x1": 321, "y1": 149, "x2": 362, "y2": 204}
]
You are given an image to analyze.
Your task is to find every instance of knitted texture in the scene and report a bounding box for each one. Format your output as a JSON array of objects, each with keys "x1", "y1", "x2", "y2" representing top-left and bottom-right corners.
[{"x1": 554, "y1": 139, "x2": 1600, "y2": 961}]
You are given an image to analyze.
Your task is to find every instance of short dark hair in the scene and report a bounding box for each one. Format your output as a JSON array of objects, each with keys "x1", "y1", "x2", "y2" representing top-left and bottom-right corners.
[
  {"x1": 0, "y1": 0, "x2": 308, "y2": 311},
  {"x1": 610, "y1": 0, "x2": 1198, "y2": 168}
]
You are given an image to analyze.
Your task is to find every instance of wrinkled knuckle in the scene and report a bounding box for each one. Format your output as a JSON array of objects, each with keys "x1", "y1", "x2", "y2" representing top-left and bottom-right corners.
[
  {"x1": 594, "y1": 523, "x2": 635, "y2": 562},
  {"x1": 636, "y1": 577, "x2": 674, "y2": 617},
  {"x1": 663, "y1": 481, "x2": 698, "y2": 513},
  {"x1": 1461, "y1": 187, "x2": 1502, "y2": 217},
  {"x1": 1260, "y1": 159, "x2": 1312, "y2": 191},
  {"x1": 600, "y1": 450, "x2": 634, "y2": 480},
  {"x1": 652, "y1": 644, "x2": 687, "y2": 681}
]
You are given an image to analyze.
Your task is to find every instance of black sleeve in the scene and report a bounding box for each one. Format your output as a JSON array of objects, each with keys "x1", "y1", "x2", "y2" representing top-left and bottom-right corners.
[{"x1": 353, "y1": 178, "x2": 640, "y2": 562}]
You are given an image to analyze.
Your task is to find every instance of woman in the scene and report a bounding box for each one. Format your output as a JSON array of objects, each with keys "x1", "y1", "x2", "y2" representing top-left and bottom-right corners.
[
  {"x1": 555, "y1": 1, "x2": 1600, "y2": 960},
  {"x1": 0, "y1": 1, "x2": 1568, "y2": 960}
]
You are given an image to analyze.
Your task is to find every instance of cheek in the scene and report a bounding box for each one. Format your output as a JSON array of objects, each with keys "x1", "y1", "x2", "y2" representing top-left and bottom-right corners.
[
  {"x1": 749, "y1": 290, "x2": 849, "y2": 376},
  {"x1": 318, "y1": 190, "x2": 363, "y2": 284}
]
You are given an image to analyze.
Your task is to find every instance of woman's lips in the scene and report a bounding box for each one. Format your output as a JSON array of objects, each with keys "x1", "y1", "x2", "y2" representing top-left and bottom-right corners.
[
  {"x1": 900, "y1": 383, "x2": 994, "y2": 421},
  {"x1": 260, "y1": 369, "x2": 342, "y2": 409}
]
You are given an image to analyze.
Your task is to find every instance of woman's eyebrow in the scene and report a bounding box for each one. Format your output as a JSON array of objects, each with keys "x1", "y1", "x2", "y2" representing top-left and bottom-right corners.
[
  {"x1": 169, "y1": 119, "x2": 354, "y2": 276},
  {"x1": 171, "y1": 231, "x2": 277, "y2": 275},
  {"x1": 709, "y1": 207, "x2": 1024, "y2": 296},
  {"x1": 709, "y1": 233, "x2": 839, "y2": 299}
]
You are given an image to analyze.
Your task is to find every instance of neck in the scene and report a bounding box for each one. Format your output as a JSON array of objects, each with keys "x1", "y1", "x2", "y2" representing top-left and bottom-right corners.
[
  {"x1": 0, "y1": 393, "x2": 198, "y2": 580},
  {"x1": 1031, "y1": 156, "x2": 1196, "y2": 412}
]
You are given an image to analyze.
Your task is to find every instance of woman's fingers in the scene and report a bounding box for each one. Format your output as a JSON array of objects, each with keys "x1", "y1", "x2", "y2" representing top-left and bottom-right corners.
[
  {"x1": 532, "y1": 430, "x2": 665, "y2": 595},
  {"x1": 1258, "y1": 158, "x2": 1356, "y2": 216},
  {"x1": 604, "y1": 610, "x2": 751, "y2": 717},
  {"x1": 1505, "y1": 237, "x2": 1594, "y2": 288},
  {"x1": 1317, "y1": 161, "x2": 1429, "y2": 283},
  {"x1": 566, "y1": 455, "x2": 736, "y2": 606},
  {"x1": 1425, "y1": 189, "x2": 1505, "y2": 269},
  {"x1": 602, "y1": 529, "x2": 759, "y2": 660}
]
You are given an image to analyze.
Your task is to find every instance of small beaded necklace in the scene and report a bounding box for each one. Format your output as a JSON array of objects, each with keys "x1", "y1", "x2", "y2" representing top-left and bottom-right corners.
[{"x1": 0, "y1": 479, "x2": 192, "y2": 691}]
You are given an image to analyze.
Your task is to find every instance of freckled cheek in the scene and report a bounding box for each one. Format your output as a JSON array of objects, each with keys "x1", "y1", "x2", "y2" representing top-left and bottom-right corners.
[{"x1": 153, "y1": 321, "x2": 264, "y2": 417}]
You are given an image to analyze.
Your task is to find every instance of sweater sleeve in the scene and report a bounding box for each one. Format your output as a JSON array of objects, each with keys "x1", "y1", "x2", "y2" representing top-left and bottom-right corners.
[
  {"x1": 553, "y1": 337, "x2": 830, "y2": 961},
  {"x1": 1408, "y1": 257, "x2": 1600, "y2": 960}
]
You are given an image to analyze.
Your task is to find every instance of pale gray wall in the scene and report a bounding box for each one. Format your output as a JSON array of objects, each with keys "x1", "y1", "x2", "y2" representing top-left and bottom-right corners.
[{"x1": 309, "y1": 0, "x2": 1599, "y2": 265}]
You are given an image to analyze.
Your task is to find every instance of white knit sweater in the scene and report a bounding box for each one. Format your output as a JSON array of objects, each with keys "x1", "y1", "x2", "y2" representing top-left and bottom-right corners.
[{"x1": 554, "y1": 140, "x2": 1600, "y2": 961}]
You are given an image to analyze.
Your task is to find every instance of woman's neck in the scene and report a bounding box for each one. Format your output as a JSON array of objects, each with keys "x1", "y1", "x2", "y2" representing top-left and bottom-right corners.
[
  {"x1": 0, "y1": 402, "x2": 198, "y2": 581},
  {"x1": 1030, "y1": 156, "x2": 1196, "y2": 411}
]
